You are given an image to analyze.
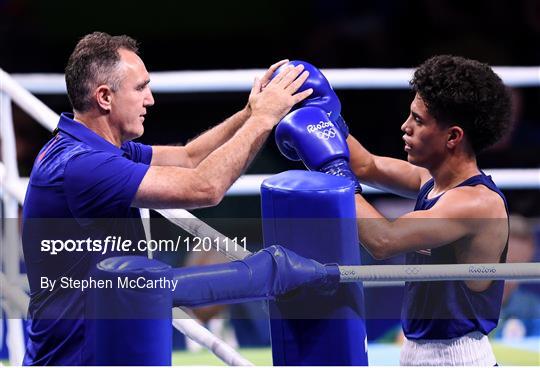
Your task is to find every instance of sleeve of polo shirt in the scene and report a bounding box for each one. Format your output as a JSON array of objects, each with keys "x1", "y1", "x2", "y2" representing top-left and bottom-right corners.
[
  {"x1": 64, "y1": 151, "x2": 150, "y2": 218},
  {"x1": 121, "y1": 141, "x2": 152, "y2": 164}
]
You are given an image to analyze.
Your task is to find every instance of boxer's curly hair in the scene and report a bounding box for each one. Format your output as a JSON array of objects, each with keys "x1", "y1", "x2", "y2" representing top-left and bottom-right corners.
[
  {"x1": 410, "y1": 55, "x2": 511, "y2": 153},
  {"x1": 65, "y1": 32, "x2": 139, "y2": 112}
]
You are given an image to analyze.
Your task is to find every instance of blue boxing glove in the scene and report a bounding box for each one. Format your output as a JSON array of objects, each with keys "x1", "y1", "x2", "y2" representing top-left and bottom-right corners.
[
  {"x1": 273, "y1": 60, "x2": 349, "y2": 137},
  {"x1": 276, "y1": 107, "x2": 362, "y2": 193},
  {"x1": 333, "y1": 115, "x2": 350, "y2": 138}
]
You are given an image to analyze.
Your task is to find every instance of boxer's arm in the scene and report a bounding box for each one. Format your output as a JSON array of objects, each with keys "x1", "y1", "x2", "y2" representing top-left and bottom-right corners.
[
  {"x1": 354, "y1": 186, "x2": 504, "y2": 260},
  {"x1": 347, "y1": 134, "x2": 431, "y2": 198},
  {"x1": 150, "y1": 107, "x2": 250, "y2": 167}
]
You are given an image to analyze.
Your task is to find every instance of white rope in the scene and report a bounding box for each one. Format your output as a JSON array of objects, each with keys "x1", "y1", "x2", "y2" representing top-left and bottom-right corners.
[
  {"x1": 10, "y1": 66, "x2": 540, "y2": 93},
  {"x1": 156, "y1": 209, "x2": 252, "y2": 261},
  {"x1": 172, "y1": 308, "x2": 253, "y2": 366},
  {"x1": 482, "y1": 168, "x2": 540, "y2": 189},
  {"x1": 339, "y1": 262, "x2": 540, "y2": 283},
  {"x1": 0, "y1": 163, "x2": 27, "y2": 204},
  {"x1": 0, "y1": 87, "x2": 27, "y2": 365},
  {"x1": 154, "y1": 210, "x2": 540, "y2": 286},
  {"x1": 363, "y1": 278, "x2": 540, "y2": 288},
  {"x1": 0, "y1": 69, "x2": 57, "y2": 131},
  {"x1": 139, "y1": 208, "x2": 153, "y2": 259},
  {"x1": 182, "y1": 168, "x2": 540, "y2": 195},
  {"x1": 3, "y1": 169, "x2": 539, "y2": 200},
  {"x1": 1, "y1": 68, "x2": 538, "y2": 195}
]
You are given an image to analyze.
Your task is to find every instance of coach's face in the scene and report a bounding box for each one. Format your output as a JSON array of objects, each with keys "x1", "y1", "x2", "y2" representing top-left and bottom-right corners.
[
  {"x1": 401, "y1": 94, "x2": 448, "y2": 169},
  {"x1": 110, "y1": 48, "x2": 154, "y2": 142}
]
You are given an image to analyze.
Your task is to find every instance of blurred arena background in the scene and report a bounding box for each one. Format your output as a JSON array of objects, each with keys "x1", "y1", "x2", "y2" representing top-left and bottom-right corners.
[{"x1": 1, "y1": 0, "x2": 539, "y2": 365}]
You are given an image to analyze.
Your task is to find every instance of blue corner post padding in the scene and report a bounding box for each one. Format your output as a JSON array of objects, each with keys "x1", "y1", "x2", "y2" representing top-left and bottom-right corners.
[
  {"x1": 92, "y1": 248, "x2": 340, "y2": 365},
  {"x1": 261, "y1": 170, "x2": 368, "y2": 366},
  {"x1": 94, "y1": 256, "x2": 173, "y2": 366}
]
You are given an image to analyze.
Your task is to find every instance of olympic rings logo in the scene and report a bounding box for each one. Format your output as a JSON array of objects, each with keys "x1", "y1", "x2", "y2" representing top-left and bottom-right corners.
[
  {"x1": 405, "y1": 267, "x2": 420, "y2": 275},
  {"x1": 315, "y1": 128, "x2": 337, "y2": 140}
]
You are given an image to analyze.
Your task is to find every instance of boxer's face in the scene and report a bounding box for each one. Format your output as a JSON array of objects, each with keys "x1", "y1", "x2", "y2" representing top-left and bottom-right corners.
[
  {"x1": 109, "y1": 49, "x2": 154, "y2": 142},
  {"x1": 401, "y1": 94, "x2": 448, "y2": 169}
]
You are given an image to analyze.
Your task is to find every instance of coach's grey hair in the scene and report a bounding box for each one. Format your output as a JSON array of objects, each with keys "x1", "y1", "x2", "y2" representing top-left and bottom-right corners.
[{"x1": 65, "y1": 32, "x2": 139, "y2": 112}]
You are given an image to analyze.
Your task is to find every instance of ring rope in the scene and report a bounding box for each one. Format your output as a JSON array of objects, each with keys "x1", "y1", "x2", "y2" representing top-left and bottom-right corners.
[
  {"x1": 1, "y1": 69, "x2": 538, "y2": 196},
  {"x1": 157, "y1": 208, "x2": 540, "y2": 284},
  {"x1": 339, "y1": 263, "x2": 540, "y2": 282},
  {"x1": 156, "y1": 209, "x2": 251, "y2": 261},
  {"x1": 0, "y1": 69, "x2": 57, "y2": 131},
  {"x1": 8, "y1": 66, "x2": 540, "y2": 94},
  {"x1": 173, "y1": 308, "x2": 254, "y2": 366}
]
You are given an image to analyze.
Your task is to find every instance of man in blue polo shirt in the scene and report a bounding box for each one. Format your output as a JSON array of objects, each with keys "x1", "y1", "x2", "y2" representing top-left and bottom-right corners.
[{"x1": 22, "y1": 32, "x2": 313, "y2": 365}]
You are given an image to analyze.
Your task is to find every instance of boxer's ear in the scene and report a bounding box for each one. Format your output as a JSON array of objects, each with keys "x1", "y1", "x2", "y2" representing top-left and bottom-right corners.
[{"x1": 446, "y1": 126, "x2": 464, "y2": 149}]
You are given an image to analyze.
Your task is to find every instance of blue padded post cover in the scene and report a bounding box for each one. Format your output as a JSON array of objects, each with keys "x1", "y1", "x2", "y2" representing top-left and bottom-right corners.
[
  {"x1": 261, "y1": 170, "x2": 368, "y2": 366},
  {"x1": 94, "y1": 256, "x2": 173, "y2": 366},
  {"x1": 171, "y1": 245, "x2": 338, "y2": 307}
]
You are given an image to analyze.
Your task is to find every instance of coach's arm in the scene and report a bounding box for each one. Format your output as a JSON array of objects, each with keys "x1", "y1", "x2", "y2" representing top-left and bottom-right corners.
[
  {"x1": 133, "y1": 64, "x2": 312, "y2": 209},
  {"x1": 149, "y1": 61, "x2": 288, "y2": 168}
]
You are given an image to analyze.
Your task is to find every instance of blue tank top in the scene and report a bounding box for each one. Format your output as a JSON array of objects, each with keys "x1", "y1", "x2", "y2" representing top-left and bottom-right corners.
[{"x1": 402, "y1": 172, "x2": 508, "y2": 340}]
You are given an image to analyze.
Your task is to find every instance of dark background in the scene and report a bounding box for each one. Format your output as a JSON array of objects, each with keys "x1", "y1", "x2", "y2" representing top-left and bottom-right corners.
[{"x1": 2, "y1": 0, "x2": 539, "y2": 217}]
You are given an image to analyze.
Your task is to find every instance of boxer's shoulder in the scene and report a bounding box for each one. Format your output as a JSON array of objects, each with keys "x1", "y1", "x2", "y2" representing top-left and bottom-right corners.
[{"x1": 433, "y1": 184, "x2": 506, "y2": 219}]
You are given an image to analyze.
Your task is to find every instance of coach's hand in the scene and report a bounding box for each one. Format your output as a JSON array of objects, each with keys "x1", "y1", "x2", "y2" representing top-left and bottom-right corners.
[
  {"x1": 248, "y1": 62, "x2": 313, "y2": 129},
  {"x1": 276, "y1": 106, "x2": 362, "y2": 193}
]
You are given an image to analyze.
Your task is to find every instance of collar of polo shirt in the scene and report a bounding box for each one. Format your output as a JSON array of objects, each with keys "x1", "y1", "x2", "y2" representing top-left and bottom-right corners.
[{"x1": 58, "y1": 113, "x2": 125, "y2": 156}]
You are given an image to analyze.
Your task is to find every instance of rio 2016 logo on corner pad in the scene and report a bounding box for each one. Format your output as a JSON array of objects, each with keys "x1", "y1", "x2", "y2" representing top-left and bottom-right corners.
[{"x1": 469, "y1": 265, "x2": 497, "y2": 274}]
